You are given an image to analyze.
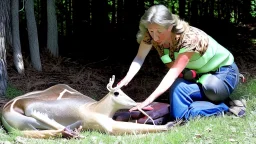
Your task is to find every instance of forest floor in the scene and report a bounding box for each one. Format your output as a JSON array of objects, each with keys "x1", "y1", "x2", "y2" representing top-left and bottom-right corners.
[{"x1": 1, "y1": 23, "x2": 256, "y2": 109}]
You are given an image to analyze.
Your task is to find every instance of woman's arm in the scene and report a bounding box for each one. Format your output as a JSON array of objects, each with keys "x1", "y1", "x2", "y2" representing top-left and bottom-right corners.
[
  {"x1": 118, "y1": 41, "x2": 152, "y2": 87},
  {"x1": 130, "y1": 52, "x2": 195, "y2": 110}
]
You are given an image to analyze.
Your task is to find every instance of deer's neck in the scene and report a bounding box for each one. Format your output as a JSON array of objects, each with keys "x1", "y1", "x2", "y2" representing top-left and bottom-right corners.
[{"x1": 92, "y1": 95, "x2": 119, "y2": 118}]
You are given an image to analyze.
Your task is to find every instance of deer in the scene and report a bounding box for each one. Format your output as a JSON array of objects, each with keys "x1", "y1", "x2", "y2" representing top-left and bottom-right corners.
[{"x1": 1, "y1": 75, "x2": 178, "y2": 139}]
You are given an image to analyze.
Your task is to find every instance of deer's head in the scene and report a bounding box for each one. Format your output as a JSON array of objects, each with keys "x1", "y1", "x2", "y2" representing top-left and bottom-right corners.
[{"x1": 107, "y1": 75, "x2": 137, "y2": 109}]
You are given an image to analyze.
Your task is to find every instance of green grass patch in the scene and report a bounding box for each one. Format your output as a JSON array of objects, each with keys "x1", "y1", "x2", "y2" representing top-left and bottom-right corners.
[
  {"x1": 0, "y1": 78, "x2": 256, "y2": 143},
  {"x1": 5, "y1": 84, "x2": 23, "y2": 99}
]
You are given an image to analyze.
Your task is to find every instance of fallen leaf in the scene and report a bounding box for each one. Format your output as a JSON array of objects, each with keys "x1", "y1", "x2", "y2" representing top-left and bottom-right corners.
[{"x1": 195, "y1": 134, "x2": 202, "y2": 138}]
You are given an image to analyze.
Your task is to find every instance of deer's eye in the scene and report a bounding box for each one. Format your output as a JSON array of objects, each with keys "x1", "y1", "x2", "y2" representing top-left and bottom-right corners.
[{"x1": 114, "y1": 92, "x2": 119, "y2": 96}]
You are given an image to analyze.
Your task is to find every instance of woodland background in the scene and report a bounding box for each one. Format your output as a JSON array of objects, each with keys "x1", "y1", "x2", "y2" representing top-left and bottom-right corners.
[{"x1": 0, "y1": 0, "x2": 256, "y2": 102}]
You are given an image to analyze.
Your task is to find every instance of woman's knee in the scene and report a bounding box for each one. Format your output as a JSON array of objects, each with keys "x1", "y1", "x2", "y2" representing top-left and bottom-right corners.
[
  {"x1": 202, "y1": 75, "x2": 229, "y2": 102},
  {"x1": 169, "y1": 78, "x2": 202, "y2": 101}
]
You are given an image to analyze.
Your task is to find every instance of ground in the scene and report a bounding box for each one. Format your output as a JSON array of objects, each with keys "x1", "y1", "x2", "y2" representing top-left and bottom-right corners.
[{"x1": 3, "y1": 49, "x2": 170, "y2": 102}]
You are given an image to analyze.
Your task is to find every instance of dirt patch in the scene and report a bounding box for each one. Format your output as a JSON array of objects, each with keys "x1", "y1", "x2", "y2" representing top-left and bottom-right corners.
[
  {"x1": 4, "y1": 48, "x2": 256, "y2": 103},
  {"x1": 4, "y1": 49, "x2": 168, "y2": 103}
]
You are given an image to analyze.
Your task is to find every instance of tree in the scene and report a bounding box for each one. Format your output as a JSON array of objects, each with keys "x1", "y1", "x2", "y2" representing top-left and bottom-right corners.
[
  {"x1": 11, "y1": 0, "x2": 25, "y2": 74},
  {"x1": 25, "y1": 0, "x2": 42, "y2": 71},
  {"x1": 179, "y1": 0, "x2": 186, "y2": 19},
  {"x1": 0, "y1": 0, "x2": 10, "y2": 96},
  {"x1": 47, "y1": 0, "x2": 59, "y2": 56}
]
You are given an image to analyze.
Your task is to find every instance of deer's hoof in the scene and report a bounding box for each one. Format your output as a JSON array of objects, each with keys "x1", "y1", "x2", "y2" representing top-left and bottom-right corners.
[
  {"x1": 62, "y1": 126, "x2": 84, "y2": 139},
  {"x1": 165, "y1": 121, "x2": 175, "y2": 130},
  {"x1": 165, "y1": 119, "x2": 183, "y2": 130}
]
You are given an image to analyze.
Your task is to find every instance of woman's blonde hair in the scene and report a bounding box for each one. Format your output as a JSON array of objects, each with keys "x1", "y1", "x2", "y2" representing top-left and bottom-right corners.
[{"x1": 136, "y1": 4, "x2": 189, "y2": 43}]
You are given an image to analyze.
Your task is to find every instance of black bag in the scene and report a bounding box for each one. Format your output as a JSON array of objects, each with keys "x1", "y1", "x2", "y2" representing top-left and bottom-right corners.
[{"x1": 113, "y1": 102, "x2": 171, "y2": 125}]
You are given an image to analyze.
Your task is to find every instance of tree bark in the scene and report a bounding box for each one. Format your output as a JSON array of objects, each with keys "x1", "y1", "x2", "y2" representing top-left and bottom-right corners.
[
  {"x1": 47, "y1": 0, "x2": 59, "y2": 56},
  {"x1": 11, "y1": 0, "x2": 24, "y2": 74},
  {"x1": 39, "y1": 0, "x2": 47, "y2": 49},
  {"x1": 117, "y1": 0, "x2": 124, "y2": 35},
  {"x1": 64, "y1": 0, "x2": 72, "y2": 38},
  {"x1": 209, "y1": 0, "x2": 215, "y2": 18},
  {"x1": 190, "y1": 0, "x2": 199, "y2": 25},
  {"x1": 111, "y1": 0, "x2": 116, "y2": 26},
  {"x1": 179, "y1": 0, "x2": 186, "y2": 19},
  {"x1": 91, "y1": 0, "x2": 110, "y2": 58},
  {"x1": 25, "y1": 0, "x2": 42, "y2": 71},
  {"x1": 0, "y1": 0, "x2": 9, "y2": 96}
]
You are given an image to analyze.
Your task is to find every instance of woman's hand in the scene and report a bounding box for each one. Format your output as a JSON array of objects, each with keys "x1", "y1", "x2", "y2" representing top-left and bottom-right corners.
[
  {"x1": 129, "y1": 102, "x2": 142, "y2": 111},
  {"x1": 117, "y1": 77, "x2": 130, "y2": 88},
  {"x1": 129, "y1": 99, "x2": 153, "y2": 112}
]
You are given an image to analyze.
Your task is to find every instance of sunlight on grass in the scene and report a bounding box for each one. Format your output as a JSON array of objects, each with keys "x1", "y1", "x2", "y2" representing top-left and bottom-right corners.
[{"x1": 1, "y1": 78, "x2": 256, "y2": 143}]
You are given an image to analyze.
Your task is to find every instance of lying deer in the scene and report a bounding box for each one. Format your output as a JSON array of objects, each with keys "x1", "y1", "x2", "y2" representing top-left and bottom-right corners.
[{"x1": 1, "y1": 75, "x2": 177, "y2": 139}]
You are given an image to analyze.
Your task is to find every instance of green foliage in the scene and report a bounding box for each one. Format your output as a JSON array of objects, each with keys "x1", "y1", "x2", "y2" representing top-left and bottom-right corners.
[
  {"x1": 108, "y1": 0, "x2": 113, "y2": 22},
  {"x1": 5, "y1": 84, "x2": 23, "y2": 99},
  {"x1": 144, "y1": 1, "x2": 151, "y2": 9},
  {"x1": 251, "y1": 0, "x2": 256, "y2": 17},
  {"x1": 230, "y1": 11, "x2": 236, "y2": 23},
  {"x1": 172, "y1": 0, "x2": 179, "y2": 13}
]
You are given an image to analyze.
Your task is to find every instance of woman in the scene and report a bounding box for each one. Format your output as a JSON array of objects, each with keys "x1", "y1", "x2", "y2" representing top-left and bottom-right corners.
[{"x1": 117, "y1": 5, "x2": 241, "y2": 120}]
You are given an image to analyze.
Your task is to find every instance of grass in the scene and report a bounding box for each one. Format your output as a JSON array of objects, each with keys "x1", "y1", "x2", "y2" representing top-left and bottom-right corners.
[
  {"x1": 5, "y1": 84, "x2": 24, "y2": 99},
  {"x1": 0, "y1": 77, "x2": 256, "y2": 144}
]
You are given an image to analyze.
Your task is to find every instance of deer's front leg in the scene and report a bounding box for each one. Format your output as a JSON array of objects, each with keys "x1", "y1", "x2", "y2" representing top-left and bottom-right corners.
[
  {"x1": 22, "y1": 127, "x2": 83, "y2": 139},
  {"x1": 106, "y1": 118, "x2": 181, "y2": 135},
  {"x1": 92, "y1": 114, "x2": 177, "y2": 135},
  {"x1": 25, "y1": 110, "x2": 82, "y2": 138}
]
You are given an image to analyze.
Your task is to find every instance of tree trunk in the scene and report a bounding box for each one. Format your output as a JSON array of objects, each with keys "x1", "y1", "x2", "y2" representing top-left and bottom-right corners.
[
  {"x1": 0, "y1": 0, "x2": 9, "y2": 96},
  {"x1": 204, "y1": 0, "x2": 209, "y2": 17},
  {"x1": 217, "y1": 0, "x2": 222, "y2": 19},
  {"x1": 137, "y1": 0, "x2": 145, "y2": 20},
  {"x1": 209, "y1": 0, "x2": 215, "y2": 18},
  {"x1": 225, "y1": 1, "x2": 231, "y2": 22},
  {"x1": 11, "y1": 0, "x2": 24, "y2": 74},
  {"x1": 25, "y1": 0, "x2": 42, "y2": 71},
  {"x1": 117, "y1": 0, "x2": 124, "y2": 40},
  {"x1": 242, "y1": 0, "x2": 252, "y2": 23},
  {"x1": 65, "y1": 0, "x2": 72, "y2": 38},
  {"x1": 73, "y1": 0, "x2": 90, "y2": 35},
  {"x1": 91, "y1": 0, "x2": 110, "y2": 59},
  {"x1": 187, "y1": 1, "x2": 192, "y2": 21},
  {"x1": 123, "y1": 0, "x2": 139, "y2": 58},
  {"x1": 39, "y1": 0, "x2": 47, "y2": 49},
  {"x1": 124, "y1": 0, "x2": 138, "y2": 40},
  {"x1": 47, "y1": 0, "x2": 59, "y2": 56},
  {"x1": 111, "y1": 0, "x2": 116, "y2": 26},
  {"x1": 190, "y1": 0, "x2": 199, "y2": 25},
  {"x1": 179, "y1": 0, "x2": 186, "y2": 19},
  {"x1": 72, "y1": 0, "x2": 90, "y2": 56}
]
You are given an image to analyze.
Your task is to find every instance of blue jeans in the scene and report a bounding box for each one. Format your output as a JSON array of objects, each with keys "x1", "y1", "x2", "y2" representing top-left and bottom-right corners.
[{"x1": 169, "y1": 62, "x2": 240, "y2": 119}]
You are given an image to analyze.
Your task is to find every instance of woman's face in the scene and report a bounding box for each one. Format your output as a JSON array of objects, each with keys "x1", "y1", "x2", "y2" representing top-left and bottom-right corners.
[{"x1": 148, "y1": 23, "x2": 171, "y2": 44}]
